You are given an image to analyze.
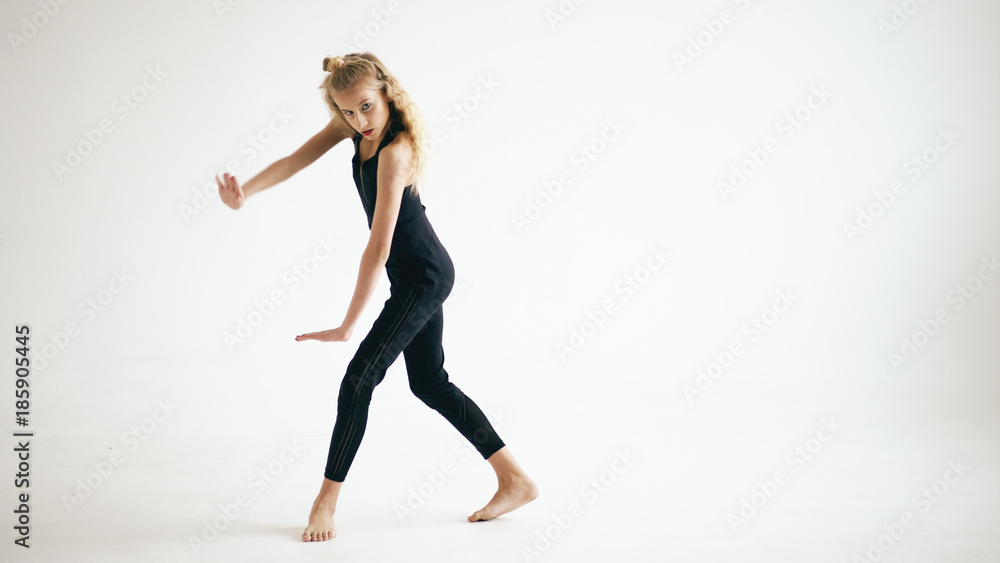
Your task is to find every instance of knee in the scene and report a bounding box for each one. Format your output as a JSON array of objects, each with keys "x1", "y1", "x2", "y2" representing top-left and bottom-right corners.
[
  {"x1": 407, "y1": 377, "x2": 428, "y2": 399},
  {"x1": 408, "y1": 375, "x2": 432, "y2": 398},
  {"x1": 409, "y1": 376, "x2": 455, "y2": 404},
  {"x1": 341, "y1": 353, "x2": 382, "y2": 392},
  {"x1": 338, "y1": 371, "x2": 369, "y2": 408}
]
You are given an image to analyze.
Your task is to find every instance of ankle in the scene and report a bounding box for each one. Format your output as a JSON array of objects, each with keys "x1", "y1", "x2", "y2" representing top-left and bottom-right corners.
[
  {"x1": 312, "y1": 497, "x2": 338, "y2": 511},
  {"x1": 497, "y1": 472, "x2": 530, "y2": 486}
]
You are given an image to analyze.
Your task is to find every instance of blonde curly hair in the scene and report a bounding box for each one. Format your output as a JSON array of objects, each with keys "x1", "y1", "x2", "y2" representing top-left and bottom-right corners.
[{"x1": 319, "y1": 52, "x2": 428, "y2": 196}]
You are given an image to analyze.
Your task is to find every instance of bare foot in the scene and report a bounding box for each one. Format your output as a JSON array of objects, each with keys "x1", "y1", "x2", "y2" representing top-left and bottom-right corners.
[
  {"x1": 468, "y1": 475, "x2": 539, "y2": 522},
  {"x1": 302, "y1": 501, "x2": 337, "y2": 542}
]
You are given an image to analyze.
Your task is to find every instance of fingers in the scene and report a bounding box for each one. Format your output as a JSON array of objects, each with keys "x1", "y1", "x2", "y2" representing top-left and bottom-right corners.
[
  {"x1": 226, "y1": 174, "x2": 244, "y2": 204},
  {"x1": 295, "y1": 331, "x2": 338, "y2": 342},
  {"x1": 216, "y1": 174, "x2": 230, "y2": 196},
  {"x1": 214, "y1": 173, "x2": 244, "y2": 209},
  {"x1": 215, "y1": 173, "x2": 236, "y2": 191}
]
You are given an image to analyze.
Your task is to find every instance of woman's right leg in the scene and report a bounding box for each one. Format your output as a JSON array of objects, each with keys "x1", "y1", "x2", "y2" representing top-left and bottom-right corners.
[
  {"x1": 304, "y1": 283, "x2": 426, "y2": 542},
  {"x1": 325, "y1": 283, "x2": 425, "y2": 481},
  {"x1": 302, "y1": 477, "x2": 341, "y2": 542}
]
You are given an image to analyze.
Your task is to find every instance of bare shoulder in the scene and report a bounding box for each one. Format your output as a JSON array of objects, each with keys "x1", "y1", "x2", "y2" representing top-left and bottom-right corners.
[
  {"x1": 378, "y1": 130, "x2": 414, "y2": 184},
  {"x1": 390, "y1": 129, "x2": 413, "y2": 152},
  {"x1": 383, "y1": 130, "x2": 413, "y2": 165}
]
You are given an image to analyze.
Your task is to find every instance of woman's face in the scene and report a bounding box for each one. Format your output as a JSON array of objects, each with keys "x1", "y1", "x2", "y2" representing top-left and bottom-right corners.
[{"x1": 333, "y1": 82, "x2": 390, "y2": 141}]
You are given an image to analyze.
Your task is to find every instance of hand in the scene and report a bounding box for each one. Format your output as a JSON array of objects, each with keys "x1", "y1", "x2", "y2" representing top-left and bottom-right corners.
[
  {"x1": 295, "y1": 324, "x2": 354, "y2": 343},
  {"x1": 216, "y1": 172, "x2": 245, "y2": 210}
]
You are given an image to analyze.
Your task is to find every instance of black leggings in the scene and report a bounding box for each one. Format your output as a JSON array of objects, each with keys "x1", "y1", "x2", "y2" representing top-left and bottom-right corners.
[{"x1": 324, "y1": 275, "x2": 505, "y2": 482}]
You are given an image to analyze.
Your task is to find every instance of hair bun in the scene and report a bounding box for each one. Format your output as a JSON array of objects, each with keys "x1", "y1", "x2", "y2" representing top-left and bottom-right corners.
[{"x1": 323, "y1": 56, "x2": 346, "y2": 72}]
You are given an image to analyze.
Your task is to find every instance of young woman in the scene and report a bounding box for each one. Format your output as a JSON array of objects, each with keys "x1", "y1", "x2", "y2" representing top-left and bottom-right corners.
[{"x1": 216, "y1": 52, "x2": 537, "y2": 542}]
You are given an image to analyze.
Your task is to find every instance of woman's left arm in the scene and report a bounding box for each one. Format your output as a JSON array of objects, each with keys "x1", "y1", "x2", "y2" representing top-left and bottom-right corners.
[{"x1": 295, "y1": 139, "x2": 412, "y2": 343}]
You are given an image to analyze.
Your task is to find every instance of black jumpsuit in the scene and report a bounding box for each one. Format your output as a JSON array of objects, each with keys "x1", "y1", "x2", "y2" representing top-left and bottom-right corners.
[{"x1": 323, "y1": 116, "x2": 506, "y2": 482}]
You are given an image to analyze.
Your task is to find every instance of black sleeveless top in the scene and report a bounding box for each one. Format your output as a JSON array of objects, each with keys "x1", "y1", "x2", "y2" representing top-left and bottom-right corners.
[{"x1": 352, "y1": 117, "x2": 453, "y2": 287}]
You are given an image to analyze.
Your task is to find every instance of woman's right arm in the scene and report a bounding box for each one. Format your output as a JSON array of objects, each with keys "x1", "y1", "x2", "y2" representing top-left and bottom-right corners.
[{"x1": 218, "y1": 116, "x2": 354, "y2": 209}]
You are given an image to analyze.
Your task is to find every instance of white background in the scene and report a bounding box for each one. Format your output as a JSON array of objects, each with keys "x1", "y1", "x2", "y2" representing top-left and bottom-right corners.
[{"x1": 1, "y1": 0, "x2": 998, "y2": 561}]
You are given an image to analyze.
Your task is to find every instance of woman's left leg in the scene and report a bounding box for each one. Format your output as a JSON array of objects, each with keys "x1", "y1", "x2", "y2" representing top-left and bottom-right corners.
[
  {"x1": 402, "y1": 305, "x2": 506, "y2": 458},
  {"x1": 401, "y1": 303, "x2": 538, "y2": 521}
]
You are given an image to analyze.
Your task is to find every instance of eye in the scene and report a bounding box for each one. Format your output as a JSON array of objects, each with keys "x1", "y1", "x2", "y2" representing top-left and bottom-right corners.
[{"x1": 362, "y1": 103, "x2": 371, "y2": 111}]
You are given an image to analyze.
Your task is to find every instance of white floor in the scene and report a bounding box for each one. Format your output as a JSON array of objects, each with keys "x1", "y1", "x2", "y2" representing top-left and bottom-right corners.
[{"x1": 4, "y1": 347, "x2": 999, "y2": 563}]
